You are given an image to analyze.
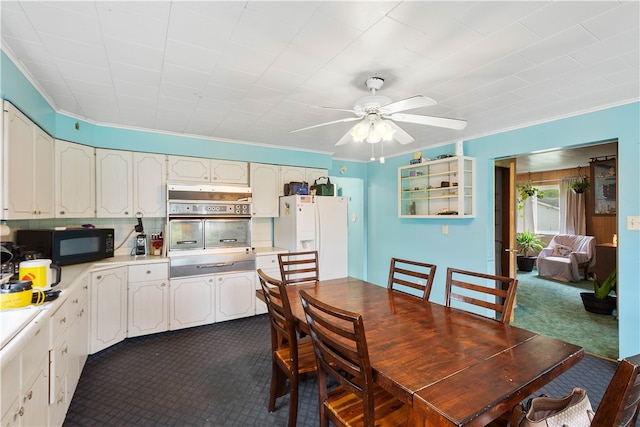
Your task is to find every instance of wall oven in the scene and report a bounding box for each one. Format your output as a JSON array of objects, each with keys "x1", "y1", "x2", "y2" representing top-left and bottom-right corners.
[{"x1": 167, "y1": 184, "x2": 255, "y2": 277}]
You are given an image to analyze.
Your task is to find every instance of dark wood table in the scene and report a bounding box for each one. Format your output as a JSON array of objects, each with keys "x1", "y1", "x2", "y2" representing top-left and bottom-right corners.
[{"x1": 278, "y1": 277, "x2": 584, "y2": 427}]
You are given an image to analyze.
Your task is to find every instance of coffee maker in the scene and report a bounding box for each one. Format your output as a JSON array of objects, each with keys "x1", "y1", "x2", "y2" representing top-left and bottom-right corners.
[{"x1": 134, "y1": 215, "x2": 147, "y2": 256}]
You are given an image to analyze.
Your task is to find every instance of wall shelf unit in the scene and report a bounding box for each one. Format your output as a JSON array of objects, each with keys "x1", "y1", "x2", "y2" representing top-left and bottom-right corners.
[{"x1": 398, "y1": 156, "x2": 475, "y2": 218}]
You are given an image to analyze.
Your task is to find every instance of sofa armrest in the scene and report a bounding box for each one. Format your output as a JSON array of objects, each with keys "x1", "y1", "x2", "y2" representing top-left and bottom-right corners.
[
  {"x1": 538, "y1": 248, "x2": 554, "y2": 259},
  {"x1": 572, "y1": 251, "x2": 590, "y2": 264}
]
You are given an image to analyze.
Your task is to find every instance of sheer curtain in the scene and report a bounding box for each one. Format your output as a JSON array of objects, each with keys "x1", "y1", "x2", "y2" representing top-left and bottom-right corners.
[{"x1": 560, "y1": 177, "x2": 586, "y2": 235}]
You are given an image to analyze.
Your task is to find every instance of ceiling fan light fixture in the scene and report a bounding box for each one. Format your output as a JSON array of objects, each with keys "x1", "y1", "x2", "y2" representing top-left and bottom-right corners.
[{"x1": 351, "y1": 121, "x2": 369, "y2": 142}]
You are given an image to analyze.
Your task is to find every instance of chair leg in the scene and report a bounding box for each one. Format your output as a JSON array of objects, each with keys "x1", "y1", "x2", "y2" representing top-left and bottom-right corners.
[
  {"x1": 288, "y1": 372, "x2": 299, "y2": 427},
  {"x1": 269, "y1": 361, "x2": 286, "y2": 412}
]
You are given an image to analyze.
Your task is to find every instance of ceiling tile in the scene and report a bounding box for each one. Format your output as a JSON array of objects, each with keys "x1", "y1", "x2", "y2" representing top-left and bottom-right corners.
[
  {"x1": 517, "y1": 26, "x2": 598, "y2": 64},
  {"x1": 516, "y1": 56, "x2": 582, "y2": 84},
  {"x1": 581, "y1": 1, "x2": 640, "y2": 40},
  {"x1": 519, "y1": 1, "x2": 617, "y2": 38},
  {"x1": 103, "y1": 36, "x2": 164, "y2": 71}
]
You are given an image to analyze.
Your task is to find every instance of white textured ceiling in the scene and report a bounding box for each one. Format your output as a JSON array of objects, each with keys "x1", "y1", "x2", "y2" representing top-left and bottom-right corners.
[{"x1": 1, "y1": 1, "x2": 638, "y2": 163}]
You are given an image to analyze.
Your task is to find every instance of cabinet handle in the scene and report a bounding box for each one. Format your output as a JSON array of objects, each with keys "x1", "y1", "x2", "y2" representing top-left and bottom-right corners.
[
  {"x1": 60, "y1": 211, "x2": 66, "y2": 215},
  {"x1": 83, "y1": 285, "x2": 88, "y2": 289},
  {"x1": 60, "y1": 317, "x2": 66, "y2": 324},
  {"x1": 25, "y1": 390, "x2": 33, "y2": 400},
  {"x1": 146, "y1": 270, "x2": 151, "y2": 275},
  {"x1": 62, "y1": 346, "x2": 68, "y2": 354},
  {"x1": 73, "y1": 298, "x2": 79, "y2": 304},
  {"x1": 57, "y1": 396, "x2": 64, "y2": 404},
  {"x1": 16, "y1": 406, "x2": 25, "y2": 417},
  {"x1": 97, "y1": 275, "x2": 102, "y2": 280},
  {"x1": 161, "y1": 283, "x2": 166, "y2": 287},
  {"x1": 124, "y1": 211, "x2": 129, "y2": 215}
]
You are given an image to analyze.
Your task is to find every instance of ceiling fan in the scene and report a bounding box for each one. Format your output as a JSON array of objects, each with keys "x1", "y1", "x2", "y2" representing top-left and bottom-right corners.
[{"x1": 291, "y1": 77, "x2": 467, "y2": 146}]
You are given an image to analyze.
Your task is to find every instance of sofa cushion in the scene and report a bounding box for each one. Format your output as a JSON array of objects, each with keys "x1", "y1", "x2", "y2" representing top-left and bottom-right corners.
[{"x1": 552, "y1": 244, "x2": 573, "y2": 257}]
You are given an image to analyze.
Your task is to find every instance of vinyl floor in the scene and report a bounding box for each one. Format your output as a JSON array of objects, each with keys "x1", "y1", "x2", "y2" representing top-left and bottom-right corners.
[{"x1": 64, "y1": 314, "x2": 627, "y2": 427}]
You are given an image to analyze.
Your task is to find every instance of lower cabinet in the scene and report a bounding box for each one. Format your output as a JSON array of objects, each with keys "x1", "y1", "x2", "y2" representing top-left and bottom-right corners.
[
  {"x1": 127, "y1": 263, "x2": 169, "y2": 338},
  {"x1": 215, "y1": 271, "x2": 256, "y2": 322},
  {"x1": 169, "y1": 270, "x2": 256, "y2": 329},
  {"x1": 89, "y1": 265, "x2": 128, "y2": 354},
  {"x1": 169, "y1": 275, "x2": 216, "y2": 331}
]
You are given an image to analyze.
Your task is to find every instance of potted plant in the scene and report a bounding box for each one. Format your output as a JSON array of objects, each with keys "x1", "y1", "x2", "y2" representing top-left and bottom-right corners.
[
  {"x1": 580, "y1": 269, "x2": 617, "y2": 315},
  {"x1": 568, "y1": 179, "x2": 591, "y2": 194},
  {"x1": 516, "y1": 230, "x2": 544, "y2": 272},
  {"x1": 517, "y1": 183, "x2": 544, "y2": 212}
]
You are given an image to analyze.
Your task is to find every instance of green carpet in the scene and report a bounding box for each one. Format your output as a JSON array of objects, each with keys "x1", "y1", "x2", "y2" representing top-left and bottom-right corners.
[{"x1": 512, "y1": 270, "x2": 618, "y2": 360}]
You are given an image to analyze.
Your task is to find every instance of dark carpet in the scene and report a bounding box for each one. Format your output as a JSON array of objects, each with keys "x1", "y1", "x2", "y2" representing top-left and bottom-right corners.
[{"x1": 64, "y1": 315, "x2": 626, "y2": 427}]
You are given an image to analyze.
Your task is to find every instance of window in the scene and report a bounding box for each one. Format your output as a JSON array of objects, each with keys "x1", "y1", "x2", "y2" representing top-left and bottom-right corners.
[{"x1": 517, "y1": 184, "x2": 559, "y2": 235}]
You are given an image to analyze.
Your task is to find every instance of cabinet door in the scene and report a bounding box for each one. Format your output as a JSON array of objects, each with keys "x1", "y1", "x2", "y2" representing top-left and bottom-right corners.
[
  {"x1": 33, "y1": 127, "x2": 55, "y2": 217},
  {"x1": 96, "y1": 149, "x2": 134, "y2": 217},
  {"x1": 128, "y1": 280, "x2": 169, "y2": 337},
  {"x1": 55, "y1": 140, "x2": 95, "y2": 218},
  {"x1": 3, "y1": 101, "x2": 36, "y2": 218},
  {"x1": 67, "y1": 275, "x2": 89, "y2": 397},
  {"x1": 279, "y1": 166, "x2": 306, "y2": 196},
  {"x1": 255, "y1": 254, "x2": 284, "y2": 315},
  {"x1": 22, "y1": 367, "x2": 49, "y2": 427},
  {"x1": 215, "y1": 271, "x2": 255, "y2": 322},
  {"x1": 250, "y1": 163, "x2": 279, "y2": 217},
  {"x1": 89, "y1": 266, "x2": 127, "y2": 354},
  {"x1": 133, "y1": 152, "x2": 166, "y2": 217},
  {"x1": 210, "y1": 159, "x2": 248, "y2": 185},
  {"x1": 169, "y1": 275, "x2": 216, "y2": 330},
  {"x1": 167, "y1": 155, "x2": 210, "y2": 182}
]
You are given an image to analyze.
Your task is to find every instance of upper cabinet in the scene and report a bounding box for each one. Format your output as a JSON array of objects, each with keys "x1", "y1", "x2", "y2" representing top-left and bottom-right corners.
[
  {"x1": 249, "y1": 163, "x2": 279, "y2": 217},
  {"x1": 97, "y1": 149, "x2": 166, "y2": 218},
  {"x1": 279, "y1": 166, "x2": 328, "y2": 196},
  {"x1": 96, "y1": 149, "x2": 134, "y2": 217},
  {"x1": 55, "y1": 140, "x2": 95, "y2": 218},
  {"x1": 167, "y1": 155, "x2": 248, "y2": 185},
  {"x1": 2, "y1": 101, "x2": 55, "y2": 219},
  {"x1": 133, "y1": 152, "x2": 166, "y2": 217},
  {"x1": 398, "y1": 156, "x2": 475, "y2": 218}
]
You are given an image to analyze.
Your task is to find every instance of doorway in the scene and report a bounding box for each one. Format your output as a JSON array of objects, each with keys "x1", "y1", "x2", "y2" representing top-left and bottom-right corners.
[{"x1": 494, "y1": 141, "x2": 619, "y2": 359}]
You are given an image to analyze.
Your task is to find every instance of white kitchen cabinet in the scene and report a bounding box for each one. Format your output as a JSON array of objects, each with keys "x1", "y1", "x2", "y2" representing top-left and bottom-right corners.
[
  {"x1": 0, "y1": 315, "x2": 49, "y2": 427},
  {"x1": 167, "y1": 155, "x2": 210, "y2": 183},
  {"x1": 279, "y1": 165, "x2": 328, "y2": 196},
  {"x1": 97, "y1": 149, "x2": 166, "y2": 218},
  {"x1": 255, "y1": 253, "x2": 285, "y2": 315},
  {"x1": 210, "y1": 159, "x2": 249, "y2": 185},
  {"x1": 398, "y1": 156, "x2": 475, "y2": 218},
  {"x1": 55, "y1": 139, "x2": 95, "y2": 218},
  {"x1": 249, "y1": 163, "x2": 279, "y2": 217},
  {"x1": 167, "y1": 156, "x2": 248, "y2": 185},
  {"x1": 2, "y1": 101, "x2": 54, "y2": 219},
  {"x1": 67, "y1": 275, "x2": 89, "y2": 399},
  {"x1": 169, "y1": 275, "x2": 216, "y2": 330},
  {"x1": 89, "y1": 265, "x2": 128, "y2": 354},
  {"x1": 96, "y1": 148, "x2": 134, "y2": 217},
  {"x1": 215, "y1": 271, "x2": 255, "y2": 321},
  {"x1": 128, "y1": 262, "x2": 169, "y2": 337},
  {"x1": 133, "y1": 152, "x2": 166, "y2": 217}
]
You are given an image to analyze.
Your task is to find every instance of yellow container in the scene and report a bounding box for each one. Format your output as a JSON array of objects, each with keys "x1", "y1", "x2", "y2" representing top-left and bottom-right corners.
[{"x1": 0, "y1": 280, "x2": 42, "y2": 310}]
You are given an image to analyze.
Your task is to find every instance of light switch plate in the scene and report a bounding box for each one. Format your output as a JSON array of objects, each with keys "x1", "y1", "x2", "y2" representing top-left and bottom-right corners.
[{"x1": 627, "y1": 216, "x2": 640, "y2": 231}]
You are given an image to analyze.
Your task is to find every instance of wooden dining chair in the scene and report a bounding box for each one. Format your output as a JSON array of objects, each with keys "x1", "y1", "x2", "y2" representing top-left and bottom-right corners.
[
  {"x1": 387, "y1": 257, "x2": 437, "y2": 300},
  {"x1": 278, "y1": 250, "x2": 319, "y2": 285},
  {"x1": 299, "y1": 289, "x2": 408, "y2": 427},
  {"x1": 444, "y1": 267, "x2": 518, "y2": 323},
  {"x1": 257, "y1": 269, "x2": 318, "y2": 427},
  {"x1": 590, "y1": 353, "x2": 640, "y2": 427}
]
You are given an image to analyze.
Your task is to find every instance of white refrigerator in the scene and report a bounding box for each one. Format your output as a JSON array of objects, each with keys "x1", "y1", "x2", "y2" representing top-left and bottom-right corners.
[{"x1": 274, "y1": 195, "x2": 348, "y2": 280}]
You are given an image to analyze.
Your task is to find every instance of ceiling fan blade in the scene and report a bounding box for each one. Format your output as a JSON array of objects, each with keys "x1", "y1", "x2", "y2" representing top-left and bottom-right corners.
[
  {"x1": 389, "y1": 113, "x2": 468, "y2": 130},
  {"x1": 313, "y1": 105, "x2": 361, "y2": 115},
  {"x1": 290, "y1": 116, "x2": 361, "y2": 133},
  {"x1": 382, "y1": 95, "x2": 437, "y2": 114},
  {"x1": 386, "y1": 121, "x2": 415, "y2": 145},
  {"x1": 335, "y1": 127, "x2": 357, "y2": 146}
]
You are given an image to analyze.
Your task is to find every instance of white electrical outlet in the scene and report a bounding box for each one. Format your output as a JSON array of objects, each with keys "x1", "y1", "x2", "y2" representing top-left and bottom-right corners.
[{"x1": 628, "y1": 216, "x2": 640, "y2": 231}]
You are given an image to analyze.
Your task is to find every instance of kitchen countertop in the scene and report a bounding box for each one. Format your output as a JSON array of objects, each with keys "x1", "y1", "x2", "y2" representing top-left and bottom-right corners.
[{"x1": 1, "y1": 247, "x2": 281, "y2": 354}]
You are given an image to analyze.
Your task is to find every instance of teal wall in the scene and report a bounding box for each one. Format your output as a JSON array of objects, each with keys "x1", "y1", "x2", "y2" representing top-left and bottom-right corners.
[
  {"x1": 3, "y1": 48, "x2": 639, "y2": 359},
  {"x1": 364, "y1": 103, "x2": 640, "y2": 359}
]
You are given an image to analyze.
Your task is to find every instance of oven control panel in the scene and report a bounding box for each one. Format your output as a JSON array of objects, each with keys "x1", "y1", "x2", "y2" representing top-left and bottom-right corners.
[{"x1": 168, "y1": 202, "x2": 251, "y2": 217}]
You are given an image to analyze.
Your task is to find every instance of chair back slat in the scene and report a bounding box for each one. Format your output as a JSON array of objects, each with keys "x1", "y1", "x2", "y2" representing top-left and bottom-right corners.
[
  {"x1": 445, "y1": 268, "x2": 518, "y2": 323},
  {"x1": 300, "y1": 290, "x2": 372, "y2": 404},
  {"x1": 591, "y1": 354, "x2": 640, "y2": 427},
  {"x1": 387, "y1": 258, "x2": 437, "y2": 300},
  {"x1": 258, "y1": 269, "x2": 298, "y2": 353},
  {"x1": 278, "y1": 251, "x2": 319, "y2": 285}
]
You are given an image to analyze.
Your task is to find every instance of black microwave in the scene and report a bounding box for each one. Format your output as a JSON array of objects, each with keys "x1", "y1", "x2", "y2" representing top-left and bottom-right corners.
[{"x1": 16, "y1": 228, "x2": 115, "y2": 266}]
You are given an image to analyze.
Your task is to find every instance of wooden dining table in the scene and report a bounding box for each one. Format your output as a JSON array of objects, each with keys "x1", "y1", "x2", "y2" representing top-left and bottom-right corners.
[{"x1": 277, "y1": 276, "x2": 585, "y2": 427}]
